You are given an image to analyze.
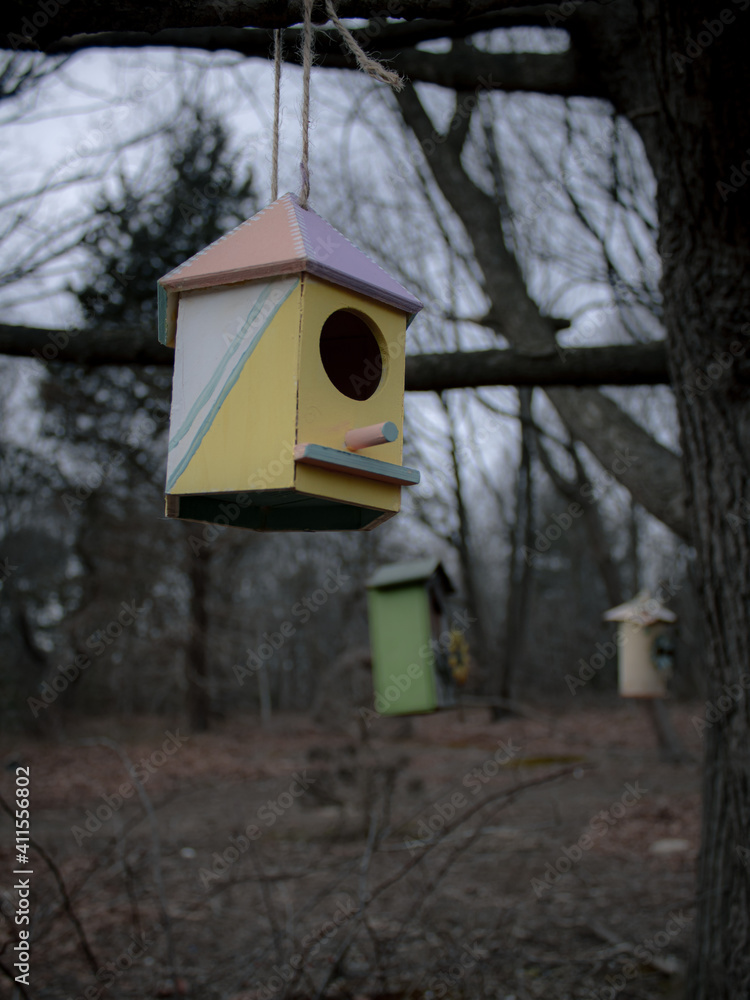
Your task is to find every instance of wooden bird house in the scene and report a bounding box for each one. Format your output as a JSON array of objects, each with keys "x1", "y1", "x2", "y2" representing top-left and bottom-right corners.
[
  {"x1": 367, "y1": 558, "x2": 457, "y2": 715},
  {"x1": 603, "y1": 592, "x2": 677, "y2": 698},
  {"x1": 158, "y1": 193, "x2": 421, "y2": 531}
]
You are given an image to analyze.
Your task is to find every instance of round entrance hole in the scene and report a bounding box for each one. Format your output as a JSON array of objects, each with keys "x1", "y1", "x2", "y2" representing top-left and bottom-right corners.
[{"x1": 319, "y1": 310, "x2": 383, "y2": 400}]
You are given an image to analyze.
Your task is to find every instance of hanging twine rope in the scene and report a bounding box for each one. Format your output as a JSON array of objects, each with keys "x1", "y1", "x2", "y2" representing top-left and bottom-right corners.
[
  {"x1": 271, "y1": 29, "x2": 283, "y2": 201},
  {"x1": 324, "y1": 0, "x2": 403, "y2": 91},
  {"x1": 296, "y1": 0, "x2": 403, "y2": 209},
  {"x1": 298, "y1": 0, "x2": 315, "y2": 209}
]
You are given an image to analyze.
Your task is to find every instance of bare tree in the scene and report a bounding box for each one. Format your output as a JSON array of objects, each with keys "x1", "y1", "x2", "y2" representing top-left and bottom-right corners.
[{"x1": 0, "y1": 2, "x2": 748, "y2": 994}]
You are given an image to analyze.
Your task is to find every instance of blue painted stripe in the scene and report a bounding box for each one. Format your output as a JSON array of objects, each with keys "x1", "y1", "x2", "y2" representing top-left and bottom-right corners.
[
  {"x1": 169, "y1": 283, "x2": 278, "y2": 454},
  {"x1": 166, "y1": 282, "x2": 297, "y2": 492}
]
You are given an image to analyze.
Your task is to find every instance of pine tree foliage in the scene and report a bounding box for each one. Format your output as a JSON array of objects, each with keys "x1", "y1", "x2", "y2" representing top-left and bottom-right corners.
[{"x1": 75, "y1": 105, "x2": 255, "y2": 331}]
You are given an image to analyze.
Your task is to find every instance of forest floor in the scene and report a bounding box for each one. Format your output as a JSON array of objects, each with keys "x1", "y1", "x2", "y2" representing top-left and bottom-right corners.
[{"x1": 0, "y1": 699, "x2": 705, "y2": 1000}]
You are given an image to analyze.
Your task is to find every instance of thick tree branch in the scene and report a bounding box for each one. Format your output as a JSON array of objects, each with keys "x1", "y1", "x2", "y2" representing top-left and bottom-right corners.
[
  {"x1": 41, "y1": 27, "x2": 603, "y2": 98},
  {"x1": 3, "y1": 1, "x2": 567, "y2": 49},
  {"x1": 394, "y1": 81, "x2": 689, "y2": 538},
  {"x1": 405, "y1": 342, "x2": 668, "y2": 389},
  {"x1": 0, "y1": 322, "x2": 688, "y2": 535},
  {"x1": 394, "y1": 47, "x2": 601, "y2": 95},
  {"x1": 43, "y1": 8, "x2": 562, "y2": 57},
  {"x1": 544, "y1": 386, "x2": 690, "y2": 539},
  {"x1": 396, "y1": 82, "x2": 555, "y2": 354},
  {"x1": 0, "y1": 324, "x2": 175, "y2": 366},
  {"x1": 0, "y1": 323, "x2": 668, "y2": 384}
]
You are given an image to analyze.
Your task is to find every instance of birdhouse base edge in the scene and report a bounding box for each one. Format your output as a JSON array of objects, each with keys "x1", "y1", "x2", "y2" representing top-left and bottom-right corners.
[{"x1": 165, "y1": 490, "x2": 394, "y2": 532}]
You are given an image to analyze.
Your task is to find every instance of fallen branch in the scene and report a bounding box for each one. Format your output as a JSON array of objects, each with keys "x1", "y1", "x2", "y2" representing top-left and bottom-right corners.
[
  {"x1": 587, "y1": 918, "x2": 685, "y2": 977},
  {"x1": 370, "y1": 765, "x2": 586, "y2": 903}
]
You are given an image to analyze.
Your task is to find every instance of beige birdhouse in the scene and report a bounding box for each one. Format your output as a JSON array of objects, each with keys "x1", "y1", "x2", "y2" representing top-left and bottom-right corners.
[{"x1": 603, "y1": 592, "x2": 677, "y2": 698}]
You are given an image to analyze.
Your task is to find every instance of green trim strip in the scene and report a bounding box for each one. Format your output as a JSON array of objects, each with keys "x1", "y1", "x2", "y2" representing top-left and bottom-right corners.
[
  {"x1": 295, "y1": 444, "x2": 420, "y2": 486},
  {"x1": 157, "y1": 284, "x2": 168, "y2": 345},
  {"x1": 167, "y1": 492, "x2": 391, "y2": 531}
]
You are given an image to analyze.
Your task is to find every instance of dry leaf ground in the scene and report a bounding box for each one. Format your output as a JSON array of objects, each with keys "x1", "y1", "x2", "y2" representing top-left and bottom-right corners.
[{"x1": 0, "y1": 698, "x2": 703, "y2": 1000}]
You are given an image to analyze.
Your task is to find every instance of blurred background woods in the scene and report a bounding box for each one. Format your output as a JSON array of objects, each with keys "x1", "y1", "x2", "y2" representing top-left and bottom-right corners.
[
  {"x1": 0, "y1": 39, "x2": 704, "y2": 734},
  {"x1": 2, "y1": 6, "x2": 746, "y2": 998}
]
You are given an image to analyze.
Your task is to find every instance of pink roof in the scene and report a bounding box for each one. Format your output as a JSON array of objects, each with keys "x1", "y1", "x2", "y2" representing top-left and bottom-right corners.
[{"x1": 159, "y1": 192, "x2": 422, "y2": 316}]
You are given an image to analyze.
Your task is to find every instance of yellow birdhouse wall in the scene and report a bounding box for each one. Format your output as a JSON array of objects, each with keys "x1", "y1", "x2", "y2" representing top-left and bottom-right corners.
[
  {"x1": 166, "y1": 276, "x2": 301, "y2": 496},
  {"x1": 295, "y1": 276, "x2": 407, "y2": 514}
]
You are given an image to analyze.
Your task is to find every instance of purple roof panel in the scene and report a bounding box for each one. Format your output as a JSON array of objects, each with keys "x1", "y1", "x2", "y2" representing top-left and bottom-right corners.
[
  {"x1": 158, "y1": 193, "x2": 423, "y2": 318},
  {"x1": 292, "y1": 197, "x2": 423, "y2": 315}
]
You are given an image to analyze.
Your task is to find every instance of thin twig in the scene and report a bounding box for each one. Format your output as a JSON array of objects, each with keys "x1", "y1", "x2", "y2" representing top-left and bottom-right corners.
[
  {"x1": 77, "y1": 738, "x2": 177, "y2": 979},
  {"x1": 0, "y1": 790, "x2": 100, "y2": 977},
  {"x1": 312, "y1": 789, "x2": 382, "y2": 1000},
  {"x1": 0, "y1": 955, "x2": 32, "y2": 999},
  {"x1": 370, "y1": 766, "x2": 585, "y2": 904}
]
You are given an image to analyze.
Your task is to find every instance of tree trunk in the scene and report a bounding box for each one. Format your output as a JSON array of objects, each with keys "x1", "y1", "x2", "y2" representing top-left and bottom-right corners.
[
  {"x1": 257, "y1": 662, "x2": 272, "y2": 727},
  {"x1": 640, "y1": 1, "x2": 750, "y2": 993},
  {"x1": 440, "y1": 393, "x2": 490, "y2": 682},
  {"x1": 186, "y1": 537, "x2": 211, "y2": 733},
  {"x1": 494, "y1": 387, "x2": 534, "y2": 715}
]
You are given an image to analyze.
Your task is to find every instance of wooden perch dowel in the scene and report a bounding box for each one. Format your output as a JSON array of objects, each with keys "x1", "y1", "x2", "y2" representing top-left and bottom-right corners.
[{"x1": 345, "y1": 421, "x2": 399, "y2": 450}]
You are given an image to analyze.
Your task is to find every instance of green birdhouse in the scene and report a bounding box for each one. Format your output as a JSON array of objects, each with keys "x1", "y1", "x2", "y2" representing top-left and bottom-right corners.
[{"x1": 366, "y1": 558, "x2": 457, "y2": 715}]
